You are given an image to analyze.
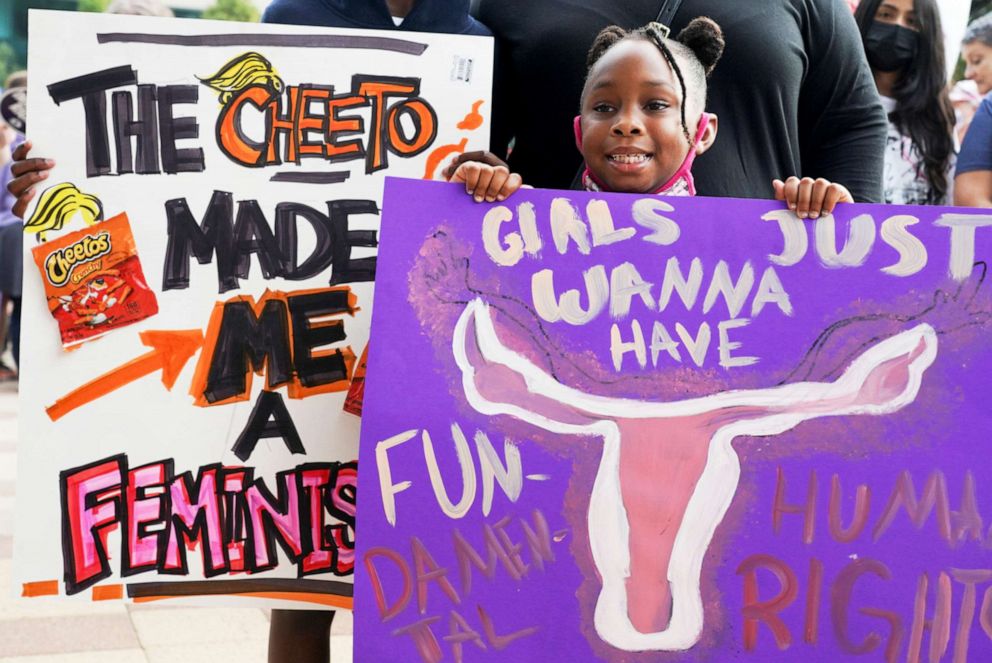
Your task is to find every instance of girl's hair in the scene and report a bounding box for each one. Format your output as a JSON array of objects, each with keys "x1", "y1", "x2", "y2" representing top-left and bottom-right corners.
[
  {"x1": 855, "y1": 0, "x2": 954, "y2": 204},
  {"x1": 584, "y1": 18, "x2": 724, "y2": 146},
  {"x1": 964, "y1": 12, "x2": 992, "y2": 47}
]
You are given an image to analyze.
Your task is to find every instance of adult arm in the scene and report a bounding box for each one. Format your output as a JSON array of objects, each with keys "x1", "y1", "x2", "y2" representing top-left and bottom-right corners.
[
  {"x1": 955, "y1": 172, "x2": 992, "y2": 207},
  {"x1": 5, "y1": 142, "x2": 54, "y2": 219},
  {"x1": 798, "y1": 0, "x2": 887, "y2": 202},
  {"x1": 954, "y1": 97, "x2": 992, "y2": 207}
]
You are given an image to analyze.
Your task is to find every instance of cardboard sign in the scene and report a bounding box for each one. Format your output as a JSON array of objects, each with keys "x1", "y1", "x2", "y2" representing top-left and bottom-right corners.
[
  {"x1": 15, "y1": 10, "x2": 491, "y2": 610},
  {"x1": 353, "y1": 179, "x2": 992, "y2": 661}
]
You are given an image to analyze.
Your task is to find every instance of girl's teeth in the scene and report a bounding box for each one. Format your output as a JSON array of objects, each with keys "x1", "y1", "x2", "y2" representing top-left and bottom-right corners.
[{"x1": 610, "y1": 154, "x2": 650, "y2": 164}]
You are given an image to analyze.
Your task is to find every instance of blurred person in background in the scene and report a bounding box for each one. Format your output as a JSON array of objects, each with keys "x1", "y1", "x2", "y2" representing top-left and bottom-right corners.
[
  {"x1": 954, "y1": 13, "x2": 992, "y2": 207},
  {"x1": 264, "y1": 0, "x2": 489, "y2": 34},
  {"x1": 963, "y1": 13, "x2": 992, "y2": 98},
  {"x1": 956, "y1": 14, "x2": 992, "y2": 145},
  {"x1": 950, "y1": 78, "x2": 981, "y2": 146},
  {"x1": 0, "y1": 71, "x2": 27, "y2": 379},
  {"x1": 854, "y1": 0, "x2": 955, "y2": 205}
]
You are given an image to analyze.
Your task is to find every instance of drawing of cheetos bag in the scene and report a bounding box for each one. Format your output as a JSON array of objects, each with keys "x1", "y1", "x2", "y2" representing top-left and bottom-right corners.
[
  {"x1": 343, "y1": 344, "x2": 369, "y2": 416},
  {"x1": 31, "y1": 213, "x2": 159, "y2": 348}
]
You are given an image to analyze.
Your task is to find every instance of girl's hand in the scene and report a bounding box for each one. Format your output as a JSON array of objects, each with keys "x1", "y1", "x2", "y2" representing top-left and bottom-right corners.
[
  {"x1": 773, "y1": 176, "x2": 854, "y2": 219},
  {"x1": 447, "y1": 159, "x2": 523, "y2": 203},
  {"x1": 7, "y1": 141, "x2": 56, "y2": 218}
]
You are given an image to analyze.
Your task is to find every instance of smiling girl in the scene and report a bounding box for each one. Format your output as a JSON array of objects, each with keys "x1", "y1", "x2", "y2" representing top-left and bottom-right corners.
[{"x1": 449, "y1": 18, "x2": 854, "y2": 219}]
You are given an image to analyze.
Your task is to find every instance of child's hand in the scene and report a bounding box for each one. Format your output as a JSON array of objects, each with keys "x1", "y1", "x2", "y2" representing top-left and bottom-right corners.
[
  {"x1": 773, "y1": 176, "x2": 853, "y2": 219},
  {"x1": 447, "y1": 157, "x2": 523, "y2": 203},
  {"x1": 7, "y1": 141, "x2": 56, "y2": 218},
  {"x1": 451, "y1": 162, "x2": 523, "y2": 202}
]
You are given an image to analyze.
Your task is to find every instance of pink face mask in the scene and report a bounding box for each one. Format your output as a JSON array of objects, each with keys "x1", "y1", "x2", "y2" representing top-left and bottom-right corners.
[{"x1": 573, "y1": 112, "x2": 712, "y2": 196}]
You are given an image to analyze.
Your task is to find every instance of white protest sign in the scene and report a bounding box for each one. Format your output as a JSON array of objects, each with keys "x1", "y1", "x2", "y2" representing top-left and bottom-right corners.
[{"x1": 15, "y1": 9, "x2": 492, "y2": 609}]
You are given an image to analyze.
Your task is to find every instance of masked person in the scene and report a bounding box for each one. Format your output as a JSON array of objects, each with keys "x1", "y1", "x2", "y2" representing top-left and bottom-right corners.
[{"x1": 855, "y1": 0, "x2": 955, "y2": 205}]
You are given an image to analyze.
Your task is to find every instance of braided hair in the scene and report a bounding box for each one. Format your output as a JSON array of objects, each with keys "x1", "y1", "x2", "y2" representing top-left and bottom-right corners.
[{"x1": 584, "y1": 18, "x2": 724, "y2": 147}]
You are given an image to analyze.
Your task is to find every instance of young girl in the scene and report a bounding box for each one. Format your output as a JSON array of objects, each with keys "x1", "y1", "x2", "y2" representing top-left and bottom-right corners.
[{"x1": 448, "y1": 19, "x2": 853, "y2": 219}]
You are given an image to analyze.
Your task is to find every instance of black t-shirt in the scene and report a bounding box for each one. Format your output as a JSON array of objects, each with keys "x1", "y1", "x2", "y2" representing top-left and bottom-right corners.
[
  {"x1": 263, "y1": 0, "x2": 491, "y2": 35},
  {"x1": 478, "y1": 0, "x2": 886, "y2": 202}
]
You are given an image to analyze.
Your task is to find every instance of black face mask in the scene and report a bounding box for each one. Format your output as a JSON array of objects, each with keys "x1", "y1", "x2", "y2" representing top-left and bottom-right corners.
[{"x1": 864, "y1": 21, "x2": 920, "y2": 73}]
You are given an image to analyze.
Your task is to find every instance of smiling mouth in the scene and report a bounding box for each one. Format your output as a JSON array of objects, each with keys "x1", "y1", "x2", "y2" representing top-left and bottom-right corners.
[{"x1": 607, "y1": 153, "x2": 653, "y2": 164}]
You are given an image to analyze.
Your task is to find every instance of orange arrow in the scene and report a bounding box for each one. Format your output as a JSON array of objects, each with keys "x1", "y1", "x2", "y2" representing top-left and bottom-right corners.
[{"x1": 46, "y1": 329, "x2": 204, "y2": 422}]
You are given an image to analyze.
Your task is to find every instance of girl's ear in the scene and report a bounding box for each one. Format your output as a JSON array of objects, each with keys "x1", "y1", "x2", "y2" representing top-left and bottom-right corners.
[{"x1": 695, "y1": 113, "x2": 718, "y2": 156}]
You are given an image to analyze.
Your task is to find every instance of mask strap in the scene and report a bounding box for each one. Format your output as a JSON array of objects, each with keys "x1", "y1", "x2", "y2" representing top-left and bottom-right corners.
[
  {"x1": 575, "y1": 115, "x2": 613, "y2": 190},
  {"x1": 653, "y1": 111, "x2": 711, "y2": 195}
]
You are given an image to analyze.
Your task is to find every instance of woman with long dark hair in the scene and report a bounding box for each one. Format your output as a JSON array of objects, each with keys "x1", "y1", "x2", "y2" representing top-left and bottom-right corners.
[{"x1": 855, "y1": 0, "x2": 955, "y2": 205}]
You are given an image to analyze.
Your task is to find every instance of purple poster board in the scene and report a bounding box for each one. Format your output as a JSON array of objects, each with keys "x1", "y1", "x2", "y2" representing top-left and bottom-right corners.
[{"x1": 353, "y1": 178, "x2": 992, "y2": 662}]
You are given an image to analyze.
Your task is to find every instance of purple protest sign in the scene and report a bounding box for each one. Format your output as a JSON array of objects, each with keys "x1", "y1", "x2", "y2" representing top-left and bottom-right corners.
[{"x1": 353, "y1": 178, "x2": 992, "y2": 662}]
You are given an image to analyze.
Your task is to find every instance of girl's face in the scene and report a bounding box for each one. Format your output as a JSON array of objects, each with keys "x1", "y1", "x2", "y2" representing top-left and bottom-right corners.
[
  {"x1": 964, "y1": 40, "x2": 992, "y2": 95},
  {"x1": 873, "y1": 0, "x2": 918, "y2": 31},
  {"x1": 580, "y1": 39, "x2": 711, "y2": 193}
]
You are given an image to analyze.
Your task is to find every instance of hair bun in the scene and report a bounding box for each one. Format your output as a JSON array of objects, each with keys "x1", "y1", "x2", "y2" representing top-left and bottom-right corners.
[
  {"x1": 587, "y1": 25, "x2": 629, "y2": 68},
  {"x1": 676, "y1": 17, "x2": 724, "y2": 75}
]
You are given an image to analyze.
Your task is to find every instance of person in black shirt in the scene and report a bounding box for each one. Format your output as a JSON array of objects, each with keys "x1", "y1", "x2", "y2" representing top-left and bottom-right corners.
[
  {"x1": 263, "y1": 0, "x2": 489, "y2": 35},
  {"x1": 450, "y1": 19, "x2": 854, "y2": 218},
  {"x1": 477, "y1": 0, "x2": 887, "y2": 202}
]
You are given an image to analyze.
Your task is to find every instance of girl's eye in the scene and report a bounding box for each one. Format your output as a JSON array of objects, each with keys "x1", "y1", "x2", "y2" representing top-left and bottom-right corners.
[
  {"x1": 592, "y1": 103, "x2": 615, "y2": 113},
  {"x1": 645, "y1": 100, "x2": 669, "y2": 111}
]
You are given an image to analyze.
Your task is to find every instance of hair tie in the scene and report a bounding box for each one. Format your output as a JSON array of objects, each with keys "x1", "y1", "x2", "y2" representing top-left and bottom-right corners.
[{"x1": 648, "y1": 21, "x2": 672, "y2": 38}]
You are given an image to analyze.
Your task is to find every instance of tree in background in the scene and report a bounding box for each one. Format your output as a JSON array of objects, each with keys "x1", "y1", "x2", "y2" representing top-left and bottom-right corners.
[
  {"x1": 0, "y1": 43, "x2": 21, "y2": 87},
  {"x1": 201, "y1": 0, "x2": 258, "y2": 22},
  {"x1": 77, "y1": 0, "x2": 110, "y2": 11}
]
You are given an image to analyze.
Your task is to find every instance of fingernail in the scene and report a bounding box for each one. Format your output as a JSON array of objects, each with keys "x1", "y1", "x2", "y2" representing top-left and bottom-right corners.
[
  {"x1": 799, "y1": 212, "x2": 807, "y2": 219},
  {"x1": 789, "y1": 203, "x2": 796, "y2": 210},
  {"x1": 45, "y1": 159, "x2": 55, "y2": 166},
  {"x1": 810, "y1": 212, "x2": 819, "y2": 219},
  {"x1": 496, "y1": 194, "x2": 506, "y2": 201},
  {"x1": 40, "y1": 171, "x2": 49, "y2": 179},
  {"x1": 474, "y1": 195, "x2": 483, "y2": 202}
]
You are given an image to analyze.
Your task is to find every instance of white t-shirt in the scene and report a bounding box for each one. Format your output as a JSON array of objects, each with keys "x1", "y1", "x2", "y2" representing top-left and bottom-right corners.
[
  {"x1": 881, "y1": 96, "x2": 955, "y2": 206},
  {"x1": 392, "y1": 16, "x2": 403, "y2": 26}
]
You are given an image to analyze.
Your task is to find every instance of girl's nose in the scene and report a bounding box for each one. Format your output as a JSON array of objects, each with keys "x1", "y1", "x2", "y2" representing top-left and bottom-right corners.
[{"x1": 612, "y1": 112, "x2": 644, "y2": 136}]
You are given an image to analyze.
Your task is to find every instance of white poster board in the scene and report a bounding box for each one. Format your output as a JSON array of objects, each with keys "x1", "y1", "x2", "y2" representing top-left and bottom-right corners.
[{"x1": 15, "y1": 9, "x2": 491, "y2": 609}]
